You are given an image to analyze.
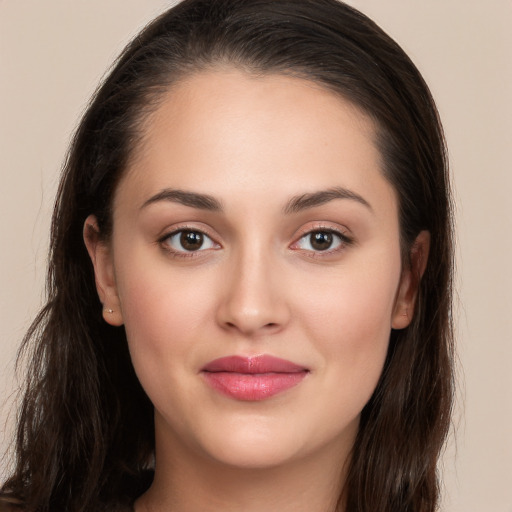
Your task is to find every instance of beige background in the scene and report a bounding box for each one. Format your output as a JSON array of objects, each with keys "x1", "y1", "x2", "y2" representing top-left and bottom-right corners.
[{"x1": 1, "y1": 1, "x2": 511, "y2": 510}]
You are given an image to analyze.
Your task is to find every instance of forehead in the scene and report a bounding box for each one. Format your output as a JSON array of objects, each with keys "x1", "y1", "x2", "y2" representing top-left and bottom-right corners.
[{"x1": 116, "y1": 69, "x2": 395, "y2": 215}]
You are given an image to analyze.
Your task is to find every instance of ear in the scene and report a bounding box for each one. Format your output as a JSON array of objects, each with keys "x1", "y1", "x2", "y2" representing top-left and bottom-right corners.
[
  {"x1": 83, "y1": 215, "x2": 124, "y2": 326},
  {"x1": 391, "y1": 230, "x2": 430, "y2": 329}
]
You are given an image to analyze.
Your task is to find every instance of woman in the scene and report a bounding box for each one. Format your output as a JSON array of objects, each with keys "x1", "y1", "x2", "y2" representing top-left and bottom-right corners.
[{"x1": 0, "y1": 0, "x2": 454, "y2": 511}]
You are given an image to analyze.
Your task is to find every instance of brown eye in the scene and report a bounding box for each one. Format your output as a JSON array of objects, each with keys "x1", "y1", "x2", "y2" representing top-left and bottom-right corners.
[
  {"x1": 293, "y1": 229, "x2": 346, "y2": 253},
  {"x1": 180, "y1": 230, "x2": 204, "y2": 251},
  {"x1": 310, "y1": 231, "x2": 334, "y2": 251},
  {"x1": 162, "y1": 229, "x2": 217, "y2": 253}
]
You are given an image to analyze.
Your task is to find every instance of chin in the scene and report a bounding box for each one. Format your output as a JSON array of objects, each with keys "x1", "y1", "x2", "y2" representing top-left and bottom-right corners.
[
  {"x1": 190, "y1": 412, "x2": 358, "y2": 471},
  {"x1": 206, "y1": 443, "x2": 305, "y2": 470}
]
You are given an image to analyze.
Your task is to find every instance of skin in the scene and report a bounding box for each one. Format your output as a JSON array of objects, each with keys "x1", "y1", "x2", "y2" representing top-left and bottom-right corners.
[{"x1": 85, "y1": 70, "x2": 428, "y2": 512}]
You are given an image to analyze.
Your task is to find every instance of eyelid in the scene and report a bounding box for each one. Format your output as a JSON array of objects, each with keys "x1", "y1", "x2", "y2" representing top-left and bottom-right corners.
[
  {"x1": 289, "y1": 222, "x2": 354, "y2": 255},
  {"x1": 292, "y1": 222, "x2": 353, "y2": 242},
  {"x1": 157, "y1": 223, "x2": 221, "y2": 257}
]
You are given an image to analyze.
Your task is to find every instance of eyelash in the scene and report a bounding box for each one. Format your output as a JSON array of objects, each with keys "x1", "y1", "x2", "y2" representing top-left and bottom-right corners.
[
  {"x1": 158, "y1": 225, "x2": 220, "y2": 259},
  {"x1": 290, "y1": 226, "x2": 354, "y2": 258},
  {"x1": 158, "y1": 225, "x2": 353, "y2": 259}
]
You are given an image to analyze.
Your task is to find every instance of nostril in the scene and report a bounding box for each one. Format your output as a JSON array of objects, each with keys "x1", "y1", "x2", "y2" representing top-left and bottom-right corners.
[{"x1": 222, "y1": 320, "x2": 281, "y2": 334}]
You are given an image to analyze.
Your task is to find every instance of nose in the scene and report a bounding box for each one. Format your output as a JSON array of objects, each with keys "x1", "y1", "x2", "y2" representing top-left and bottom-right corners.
[{"x1": 216, "y1": 247, "x2": 290, "y2": 337}]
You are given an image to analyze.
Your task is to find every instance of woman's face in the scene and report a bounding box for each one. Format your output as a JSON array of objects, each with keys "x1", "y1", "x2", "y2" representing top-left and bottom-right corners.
[{"x1": 87, "y1": 70, "x2": 419, "y2": 470}]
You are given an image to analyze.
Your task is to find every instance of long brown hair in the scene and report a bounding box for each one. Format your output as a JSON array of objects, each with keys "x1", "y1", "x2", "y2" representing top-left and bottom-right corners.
[{"x1": 1, "y1": 1, "x2": 454, "y2": 511}]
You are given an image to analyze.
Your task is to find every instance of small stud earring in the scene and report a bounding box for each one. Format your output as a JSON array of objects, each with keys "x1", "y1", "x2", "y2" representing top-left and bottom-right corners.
[{"x1": 104, "y1": 308, "x2": 114, "y2": 314}]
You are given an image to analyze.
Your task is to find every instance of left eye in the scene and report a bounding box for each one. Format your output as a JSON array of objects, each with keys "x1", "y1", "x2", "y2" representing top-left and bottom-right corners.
[
  {"x1": 163, "y1": 230, "x2": 217, "y2": 252},
  {"x1": 294, "y1": 230, "x2": 344, "y2": 252}
]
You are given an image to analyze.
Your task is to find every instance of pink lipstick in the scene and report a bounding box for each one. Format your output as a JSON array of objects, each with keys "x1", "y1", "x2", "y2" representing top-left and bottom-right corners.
[{"x1": 201, "y1": 355, "x2": 308, "y2": 401}]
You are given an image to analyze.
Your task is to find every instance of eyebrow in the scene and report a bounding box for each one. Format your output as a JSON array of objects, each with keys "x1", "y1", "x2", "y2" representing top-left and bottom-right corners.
[
  {"x1": 141, "y1": 188, "x2": 223, "y2": 211},
  {"x1": 140, "y1": 186, "x2": 372, "y2": 214},
  {"x1": 283, "y1": 186, "x2": 372, "y2": 214}
]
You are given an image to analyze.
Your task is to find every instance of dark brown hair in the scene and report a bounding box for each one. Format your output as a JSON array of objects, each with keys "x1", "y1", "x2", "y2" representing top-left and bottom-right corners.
[{"x1": 1, "y1": 1, "x2": 454, "y2": 511}]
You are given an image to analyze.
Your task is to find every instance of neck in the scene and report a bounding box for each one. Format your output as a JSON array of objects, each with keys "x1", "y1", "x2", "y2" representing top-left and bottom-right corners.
[{"x1": 136, "y1": 420, "x2": 353, "y2": 512}]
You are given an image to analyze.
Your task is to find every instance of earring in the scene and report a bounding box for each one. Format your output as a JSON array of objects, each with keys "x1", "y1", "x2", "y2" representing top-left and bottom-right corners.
[{"x1": 104, "y1": 308, "x2": 114, "y2": 314}]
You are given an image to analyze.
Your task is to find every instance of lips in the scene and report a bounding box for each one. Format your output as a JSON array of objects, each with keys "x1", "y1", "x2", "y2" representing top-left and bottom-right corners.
[{"x1": 201, "y1": 355, "x2": 309, "y2": 401}]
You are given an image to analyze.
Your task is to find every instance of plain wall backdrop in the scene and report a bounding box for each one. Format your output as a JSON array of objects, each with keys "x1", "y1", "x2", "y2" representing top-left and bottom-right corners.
[{"x1": 1, "y1": 1, "x2": 511, "y2": 510}]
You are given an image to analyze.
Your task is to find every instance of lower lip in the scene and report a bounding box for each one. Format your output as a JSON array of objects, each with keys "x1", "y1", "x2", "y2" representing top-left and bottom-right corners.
[{"x1": 202, "y1": 371, "x2": 308, "y2": 401}]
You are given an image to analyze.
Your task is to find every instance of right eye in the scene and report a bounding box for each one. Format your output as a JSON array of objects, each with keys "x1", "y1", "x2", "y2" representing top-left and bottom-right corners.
[{"x1": 161, "y1": 229, "x2": 218, "y2": 254}]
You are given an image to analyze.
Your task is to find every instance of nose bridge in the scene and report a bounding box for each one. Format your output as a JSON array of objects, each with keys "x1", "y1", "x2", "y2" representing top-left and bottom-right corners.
[{"x1": 218, "y1": 237, "x2": 288, "y2": 335}]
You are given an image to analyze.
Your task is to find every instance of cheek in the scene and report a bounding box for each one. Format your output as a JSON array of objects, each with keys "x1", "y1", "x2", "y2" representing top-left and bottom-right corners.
[
  {"x1": 297, "y1": 247, "x2": 402, "y2": 393},
  {"x1": 114, "y1": 253, "x2": 216, "y2": 384},
  {"x1": 303, "y1": 251, "x2": 400, "y2": 336}
]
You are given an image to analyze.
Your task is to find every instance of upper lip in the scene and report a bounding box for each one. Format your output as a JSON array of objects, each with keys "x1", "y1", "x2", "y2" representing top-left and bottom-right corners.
[{"x1": 202, "y1": 355, "x2": 308, "y2": 374}]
